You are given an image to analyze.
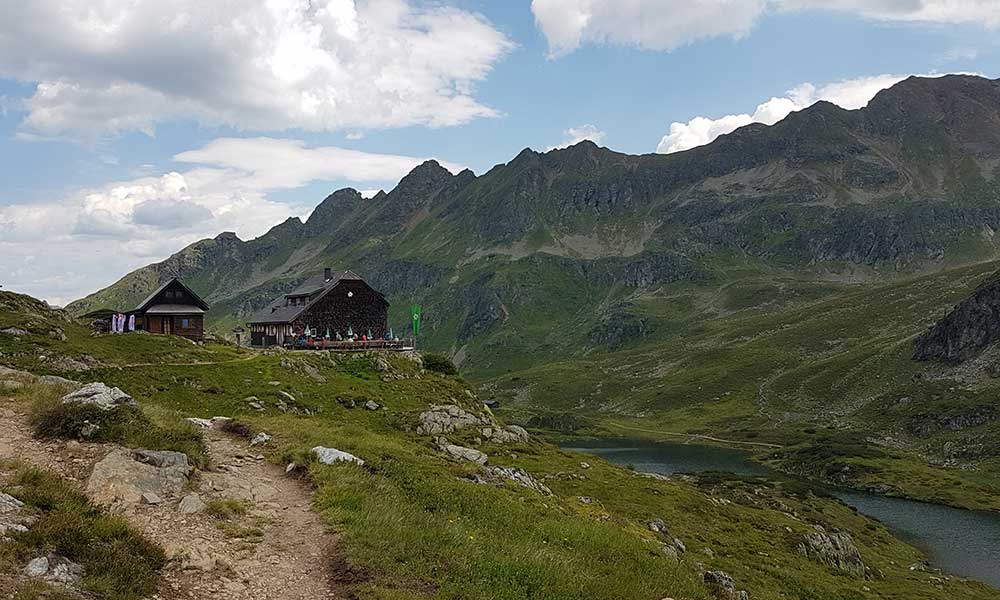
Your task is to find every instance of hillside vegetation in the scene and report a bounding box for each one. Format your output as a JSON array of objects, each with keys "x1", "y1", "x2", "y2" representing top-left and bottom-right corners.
[{"x1": 2, "y1": 295, "x2": 997, "y2": 598}]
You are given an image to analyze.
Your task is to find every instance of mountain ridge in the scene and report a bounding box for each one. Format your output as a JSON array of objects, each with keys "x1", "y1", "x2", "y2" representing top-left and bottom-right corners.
[{"x1": 68, "y1": 75, "x2": 1000, "y2": 376}]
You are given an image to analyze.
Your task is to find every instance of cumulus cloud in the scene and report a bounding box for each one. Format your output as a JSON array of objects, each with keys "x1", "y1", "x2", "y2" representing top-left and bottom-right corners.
[
  {"x1": 547, "y1": 124, "x2": 607, "y2": 150},
  {"x1": 0, "y1": 138, "x2": 460, "y2": 305},
  {"x1": 0, "y1": 0, "x2": 514, "y2": 137},
  {"x1": 532, "y1": 0, "x2": 1000, "y2": 56},
  {"x1": 656, "y1": 73, "x2": 946, "y2": 153},
  {"x1": 532, "y1": 0, "x2": 765, "y2": 57}
]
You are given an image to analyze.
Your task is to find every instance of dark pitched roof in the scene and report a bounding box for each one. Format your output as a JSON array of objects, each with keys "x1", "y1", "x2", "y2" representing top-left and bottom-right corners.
[
  {"x1": 248, "y1": 270, "x2": 385, "y2": 325},
  {"x1": 133, "y1": 278, "x2": 210, "y2": 313}
]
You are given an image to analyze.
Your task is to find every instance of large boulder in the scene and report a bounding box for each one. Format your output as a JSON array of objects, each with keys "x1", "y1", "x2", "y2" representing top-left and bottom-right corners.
[
  {"x1": 61, "y1": 383, "x2": 136, "y2": 411},
  {"x1": 796, "y1": 528, "x2": 866, "y2": 577},
  {"x1": 311, "y1": 447, "x2": 365, "y2": 466},
  {"x1": 86, "y1": 449, "x2": 191, "y2": 505}
]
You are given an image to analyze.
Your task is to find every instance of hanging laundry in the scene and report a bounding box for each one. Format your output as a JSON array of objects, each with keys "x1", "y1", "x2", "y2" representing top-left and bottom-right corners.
[{"x1": 128, "y1": 314, "x2": 135, "y2": 332}]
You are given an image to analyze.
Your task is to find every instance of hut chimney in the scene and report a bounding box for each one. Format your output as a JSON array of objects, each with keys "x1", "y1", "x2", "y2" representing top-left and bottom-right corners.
[{"x1": 324, "y1": 267, "x2": 332, "y2": 282}]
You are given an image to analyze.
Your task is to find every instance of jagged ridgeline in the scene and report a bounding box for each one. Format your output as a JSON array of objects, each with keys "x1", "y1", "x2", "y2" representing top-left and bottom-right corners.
[{"x1": 69, "y1": 75, "x2": 1000, "y2": 374}]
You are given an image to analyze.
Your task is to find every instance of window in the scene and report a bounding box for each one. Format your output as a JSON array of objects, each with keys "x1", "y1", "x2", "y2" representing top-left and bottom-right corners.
[{"x1": 181, "y1": 319, "x2": 190, "y2": 328}]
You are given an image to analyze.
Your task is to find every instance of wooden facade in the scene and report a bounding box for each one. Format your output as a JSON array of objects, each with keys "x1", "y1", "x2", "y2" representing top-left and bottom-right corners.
[
  {"x1": 130, "y1": 278, "x2": 209, "y2": 341},
  {"x1": 248, "y1": 270, "x2": 388, "y2": 348}
]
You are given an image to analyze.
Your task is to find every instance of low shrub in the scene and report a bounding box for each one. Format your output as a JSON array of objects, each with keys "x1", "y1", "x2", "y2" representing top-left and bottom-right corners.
[
  {"x1": 30, "y1": 399, "x2": 208, "y2": 468},
  {"x1": 421, "y1": 352, "x2": 458, "y2": 376},
  {"x1": 206, "y1": 498, "x2": 249, "y2": 520}
]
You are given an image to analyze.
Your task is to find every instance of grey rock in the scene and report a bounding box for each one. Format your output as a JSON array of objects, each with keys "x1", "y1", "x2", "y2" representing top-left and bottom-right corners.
[
  {"x1": 1, "y1": 327, "x2": 28, "y2": 337},
  {"x1": 797, "y1": 529, "x2": 866, "y2": 577},
  {"x1": 86, "y1": 449, "x2": 191, "y2": 505},
  {"x1": 703, "y1": 570, "x2": 749, "y2": 600},
  {"x1": 364, "y1": 400, "x2": 381, "y2": 410},
  {"x1": 177, "y1": 493, "x2": 208, "y2": 514},
  {"x1": 24, "y1": 556, "x2": 49, "y2": 577},
  {"x1": 250, "y1": 432, "x2": 272, "y2": 446},
  {"x1": 0, "y1": 380, "x2": 24, "y2": 391},
  {"x1": 472, "y1": 466, "x2": 550, "y2": 494},
  {"x1": 441, "y1": 443, "x2": 488, "y2": 465},
  {"x1": 0, "y1": 520, "x2": 29, "y2": 535},
  {"x1": 311, "y1": 446, "x2": 365, "y2": 466},
  {"x1": 185, "y1": 417, "x2": 214, "y2": 429},
  {"x1": 141, "y1": 492, "x2": 163, "y2": 505},
  {"x1": 61, "y1": 382, "x2": 136, "y2": 411},
  {"x1": 133, "y1": 449, "x2": 189, "y2": 469},
  {"x1": 0, "y1": 491, "x2": 24, "y2": 514}
]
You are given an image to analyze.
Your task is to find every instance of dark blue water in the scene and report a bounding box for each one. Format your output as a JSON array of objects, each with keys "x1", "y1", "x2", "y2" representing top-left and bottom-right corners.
[{"x1": 564, "y1": 440, "x2": 1000, "y2": 589}]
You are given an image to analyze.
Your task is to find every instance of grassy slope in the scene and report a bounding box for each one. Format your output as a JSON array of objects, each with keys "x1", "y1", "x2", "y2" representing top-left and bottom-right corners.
[
  {"x1": 2, "y1": 298, "x2": 998, "y2": 599},
  {"x1": 484, "y1": 260, "x2": 1000, "y2": 510}
]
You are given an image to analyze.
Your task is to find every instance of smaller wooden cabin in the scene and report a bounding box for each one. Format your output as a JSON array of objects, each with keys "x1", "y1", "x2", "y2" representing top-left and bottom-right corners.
[
  {"x1": 130, "y1": 278, "x2": 209, "y2": 341},
  {"x1": 248, "y1": 269, "x2": 388, "y2": 348}
]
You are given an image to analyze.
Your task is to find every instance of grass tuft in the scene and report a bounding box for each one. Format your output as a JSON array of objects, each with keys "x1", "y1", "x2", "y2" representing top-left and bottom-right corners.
[{"x1": 2, "y1": 467, "x2": 165, "y2": 600}]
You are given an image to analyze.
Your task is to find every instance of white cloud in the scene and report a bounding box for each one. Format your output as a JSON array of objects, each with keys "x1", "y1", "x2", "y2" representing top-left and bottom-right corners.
[
  {"x1": 656, "y1": 73, "x2": 944, "y2": 153},
  {"x1": 0, "y1": 0, "x2": 514, "y2": 138},
  {"x1": 532, "y1": 0, "x2": 1000, "y2": 56},
  {"x1": 547, "y1": 124, "x2": 606, "y2": 150},
  {"x1": 0, "y1": 138, "x2": 461, "y2": 305},
  {"x1": 532, "y1": 0, "x2": 766, "y2": 57}
]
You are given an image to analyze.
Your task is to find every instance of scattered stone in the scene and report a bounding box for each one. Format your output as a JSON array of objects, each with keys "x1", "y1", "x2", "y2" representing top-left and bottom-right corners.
[
  {"x1": 185, "y1": 417, "x2": 215, "y2": 429},
  {"x1": 141, "y1": 492, "x2": 163, "y2": 505},
  {"x1": 0, "y1": 520, "x2": 29, "y2": 535},
  {"x1": 0, "y1": 380, "x2": 24, "y2": 391},
  {"x1": 364, "y1": 400, "x2": 381, "y2": 411},
  {"x1": 580, "y1": 461, "x2": 591, "y2": 469},
  {"x1": 250, "y1": 432, "x2": 272, "y2": 447},
  {"x1": 248, "y1": 401, "x2": 265, "y2": 411},
  {"x1": 24, "y1": 557, "x2": 49, "y2": 577},
  {"x1": 797, "y1": 528, "x2": 866, "y2": 577},
  {"x1": 61, "y1": 382, "x2": 136, "y2": 411},
  {"x1": 48, "y1": 329, "x2": 67, "y2": 341},
  {"x1": 336, "y1": 396, "x2": 357, "y2": 409},
  {"x1": 177, "y1": 493, "x2": 208, "y2": 514},
  {"x1": 578, "y1": 496, "x2": 594, "y2": 504},
  {"x1": 268, "y1": 381, "x2": 281, "y2": 386},
  {"x1": 311, "y1": 447, "x2": 365, "y2": 467},
  {"x1": 1, "y1": 327, "x2": 28, "y2": 337}
]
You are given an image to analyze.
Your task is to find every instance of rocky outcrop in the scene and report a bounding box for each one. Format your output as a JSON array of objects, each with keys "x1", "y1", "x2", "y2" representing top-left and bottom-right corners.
[
  {"x1": 417, "y1": 404, "x2": 529, "y2": 444},
  {"x1": 23, "y1": 555, "x2": 85, "y2": 587},
  {"x1": 61, "y1": 382, "x2": 137, "y2": 411},
  {"x1": 703, "y1": 570, "x2": 749, "y2": 600},
  {"x1": 914, "y1": 272, "x2": 1000, "y2": 362},
  {"x1": 796, "y1": 528, "x2": 865, "y2": 577},
  {"x1": 906, "y1": 404, "x2": 996, "y2": 436},
  {"x1": 588, "y1": 305, "x2": 652, "y2": 350},
  {"x1": 311, "y1": 446, "x2": 365, "y2": 467},
  {"x1": 86, "y1": 449, "x2": 191, "y2": 505},
  {"x1": 647, "y1": 518, "x2": 686, "y2": 558},
  {"x1": 470, "y1": 466, "x2": 551, "y2": 495}
]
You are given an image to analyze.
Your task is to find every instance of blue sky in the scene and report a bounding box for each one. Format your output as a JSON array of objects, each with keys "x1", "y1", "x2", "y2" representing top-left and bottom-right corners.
[{"x1": 1, "y1": 0, "x2": 998, "y2": 304}]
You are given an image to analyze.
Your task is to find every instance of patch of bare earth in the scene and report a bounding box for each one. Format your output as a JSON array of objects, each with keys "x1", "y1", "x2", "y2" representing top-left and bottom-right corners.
[{"x1": 0, "y1": 402, "x2": 343, "y2": 600}]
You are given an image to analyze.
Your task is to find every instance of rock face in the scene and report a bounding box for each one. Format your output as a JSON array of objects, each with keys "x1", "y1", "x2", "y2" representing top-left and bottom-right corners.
[
  {"x1": 796, "y1": 529, "x2": 865, "y2": 577},
  {"x1": 311, "y1": 446, "x2": 365, "y2": 466},
  {"x1": 86, "y1": 449, "x2": 191, "y2": 505},
  {"x1": 417, "y1": 404, "x2": 529, "y2": 444},
  {"x1": 914, "y1": 272, "x2": 1000, "y2": 362},
  {"x1": 906, "y1": 404, "x2": 996, "y2": 436},
  {"x1": 61, "y1": 382, "x2": 137, "y2": 411},
  {"x1": 177, "y1": 493, "x2": 208, "y2": 514}
]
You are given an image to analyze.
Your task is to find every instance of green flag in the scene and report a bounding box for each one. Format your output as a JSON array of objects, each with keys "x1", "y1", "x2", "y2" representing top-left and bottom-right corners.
[{"x1": 410, "y1": 305, "x2": 422, "y2": 337}]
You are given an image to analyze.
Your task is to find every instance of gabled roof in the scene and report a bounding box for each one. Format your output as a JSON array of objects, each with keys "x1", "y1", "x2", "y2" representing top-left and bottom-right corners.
[
  {"x1": 248, "y1": 269, "x2": 385, "y2": 325},
  {"x1": 133, "y1": 278, "x2": 210, "y2": 313}
]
